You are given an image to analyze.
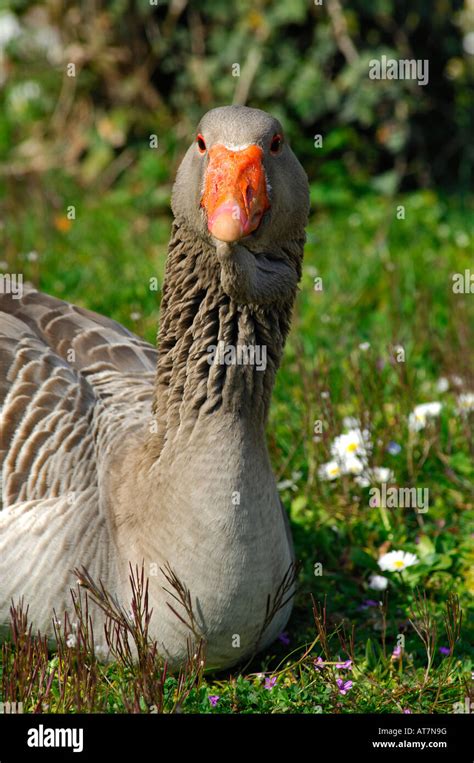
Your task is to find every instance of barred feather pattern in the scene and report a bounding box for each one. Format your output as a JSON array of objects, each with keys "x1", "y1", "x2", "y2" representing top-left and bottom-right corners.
[
  {"x1": 151, "y1": 221, "x2": 299, "y2": 458},
  {"x1": 0, "y1": 289, "x2": 157, "y2": 510}
]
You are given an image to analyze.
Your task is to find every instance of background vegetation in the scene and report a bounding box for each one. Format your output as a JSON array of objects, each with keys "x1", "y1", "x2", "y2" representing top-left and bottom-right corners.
[{"x1": 0, "y1": 0, "x2": 472, "y2": 713}]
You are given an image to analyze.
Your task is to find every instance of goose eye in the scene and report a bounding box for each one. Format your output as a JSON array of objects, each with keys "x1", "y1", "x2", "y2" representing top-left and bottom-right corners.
[
  {"x1": 196, "y1": 134, "x2": 206, "y2": 153},
  {"x1": 270, "y1": 134, "x2": 282, "y2": 154}
]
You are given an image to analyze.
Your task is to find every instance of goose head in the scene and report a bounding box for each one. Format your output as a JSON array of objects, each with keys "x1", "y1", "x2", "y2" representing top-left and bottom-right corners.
[{"x1": 171, "y1": 105, "x2": 309, "y2": 250}]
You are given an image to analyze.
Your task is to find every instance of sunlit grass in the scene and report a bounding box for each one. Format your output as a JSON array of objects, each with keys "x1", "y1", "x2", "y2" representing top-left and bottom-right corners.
[{"x1": 1, "y1": 182, "x2": 473, "y2": 713}]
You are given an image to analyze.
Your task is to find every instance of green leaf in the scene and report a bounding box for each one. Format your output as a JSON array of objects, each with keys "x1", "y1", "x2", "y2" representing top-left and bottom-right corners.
[
  {"x1": 431, "y1": 554, "x2": 453, "y2": 571},
  {"x1": 449, "y1": 452, "x2": 474, "y2": 477},
  {"x1": 365, "y1": 637, "x2": 383, "y2": 671},
  {"x1": 416, "y1": 535, "x2": 436, "y2": 559},
  {"x1": 370, "y1": 170, "x2": 399, "y2": 196},
  {"x1": 351, "y1": 548, "x2": 379, "y2": 571}
]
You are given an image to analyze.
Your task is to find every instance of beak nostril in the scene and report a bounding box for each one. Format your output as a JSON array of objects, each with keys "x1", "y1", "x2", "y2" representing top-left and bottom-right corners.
[{"x1": 245, "y1": 186, "x2": 254, "y2": 210}]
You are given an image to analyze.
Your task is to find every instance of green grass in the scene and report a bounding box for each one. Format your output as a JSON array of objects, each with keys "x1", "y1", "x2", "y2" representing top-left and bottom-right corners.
[{"x1": 1, "y1": 180, "x2": 473, "y2": 713}]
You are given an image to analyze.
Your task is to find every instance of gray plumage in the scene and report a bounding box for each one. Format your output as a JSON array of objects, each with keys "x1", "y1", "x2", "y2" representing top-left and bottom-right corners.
[{"x1": 0, "y1": 106, "x2": 309, "y2": 669}]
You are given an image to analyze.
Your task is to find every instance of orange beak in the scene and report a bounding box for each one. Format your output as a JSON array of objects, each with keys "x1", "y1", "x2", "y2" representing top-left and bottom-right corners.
[{"x1": 201, "y1": 144, "x2": 270, "y2": 242}]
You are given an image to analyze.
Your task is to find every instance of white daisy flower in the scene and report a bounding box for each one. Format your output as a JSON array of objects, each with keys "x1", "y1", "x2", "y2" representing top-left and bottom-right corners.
[
  {"x1": 0, "y1": 12, "x2": 21, "y2": 49},
  {"x1": 355, "y1": 467, "x2": 393, "y2": 487},
  {"x1": 378, "y1": 550, "x2": 419, "y2": 572},
  {"x1": 436, "y1": 377, "x2": 449, "y2": 393},
  {"x1": 331, "y1": 428, "x2": 371, "y2": 461},
  {"x1": 371, "y1": 467, "x2": 394, "y2": 483},
  {"x1": 418, "y1": 401, "x2": 442, "y2": 416},
  {"x1": 8, "y1": 81, "x2": 41, "y2": 113},
  {"x1": 342, "y1": 416, "x2": 360, "y2": 430},
  {"x1": 368, "y1": 574, "x2": 389, "y2": 591},
  {"x1": 277, "y1": 471, "x2": 302, "y2": 491},
  {"x1": 342, "y1": 456, "x2": 365, "y2": 475},
  {"x1": 318, "y1": 460, "x2": 342, "y2": 481},
  {"x1": 457, "y1": 392, "x2": 474, "y2": 415},
  {"x1": 408, "y1": 402, "x2": 442, "y2": 431}
]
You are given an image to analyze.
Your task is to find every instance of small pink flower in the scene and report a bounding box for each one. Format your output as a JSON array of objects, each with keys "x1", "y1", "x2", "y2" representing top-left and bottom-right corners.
[
  {"x1": 208, "y1": 695, "x2": 220, "y2": 707},
  {"x1": 391, "y1": 645, "x2": 403, "y2": 659},
  {"x1": 264, "y1": 676, "x2": 277, "y2": 690},
  {"x1": 403, "y1": 708, "x2": 412, "y2": 714},
  {"x1": 335, "y1": 659, "x2": 352, "y2": 670},
  {"x1": 336, "y1": 678, "x2": 353, "y2": 695},
  {"x1": 313, "y1": 657, "x2": 324, "y2": 671},
  {"x1": 359, "y1": 599, "x2": 379, "y2": 610}
]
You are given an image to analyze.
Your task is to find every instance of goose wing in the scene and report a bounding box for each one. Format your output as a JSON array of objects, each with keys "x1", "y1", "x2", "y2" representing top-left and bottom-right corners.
[{"x1": 0, "y1": 288, "x2": 157, "y2": 509}]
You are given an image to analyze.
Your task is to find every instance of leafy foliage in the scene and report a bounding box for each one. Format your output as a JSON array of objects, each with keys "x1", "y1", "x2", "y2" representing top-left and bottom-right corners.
[{"x1": 0, "y1": 0, "x2": 473, "y2": 195}]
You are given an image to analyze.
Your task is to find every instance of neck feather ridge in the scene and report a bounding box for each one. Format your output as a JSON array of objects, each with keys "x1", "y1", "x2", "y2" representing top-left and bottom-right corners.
[{"x1": 149, "y1": 222, "x2": 296, "y2": 458}]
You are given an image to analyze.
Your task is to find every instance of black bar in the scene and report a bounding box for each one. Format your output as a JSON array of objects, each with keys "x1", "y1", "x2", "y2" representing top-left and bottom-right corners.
[{"x1": 0, "y1": 712, "x2": 472, "y2": 760}]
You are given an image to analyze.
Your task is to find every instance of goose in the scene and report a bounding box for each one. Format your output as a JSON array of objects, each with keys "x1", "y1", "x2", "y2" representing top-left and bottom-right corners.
[{"x1": 0, "y1": 105, "x2": 309, "y2": 669}]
